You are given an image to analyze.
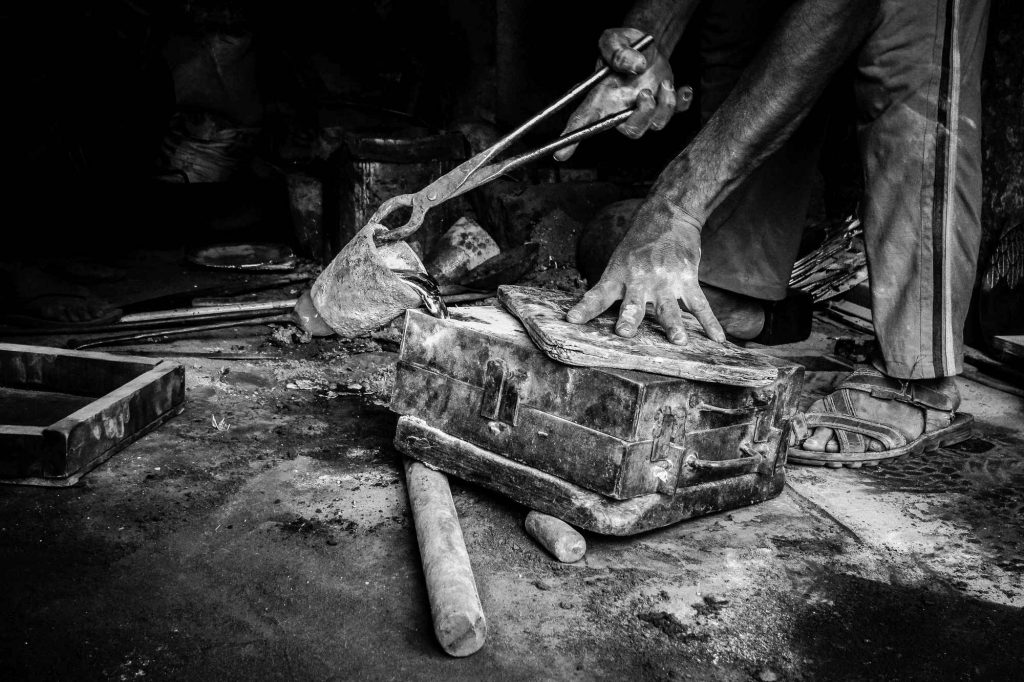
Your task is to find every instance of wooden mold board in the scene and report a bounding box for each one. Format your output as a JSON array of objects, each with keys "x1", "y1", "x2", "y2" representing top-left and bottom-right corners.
[
  {"x1": 0, "y1": 343, "x2": 185, "y2": 487},
  {"x1": 498, "y1": 285, "x2": 778, "y2": 387}
]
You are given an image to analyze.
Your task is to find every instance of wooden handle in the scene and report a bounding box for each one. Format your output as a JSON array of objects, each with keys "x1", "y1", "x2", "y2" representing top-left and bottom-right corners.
[
  {"x1": 404, "y1": 457, "x2": 487, "y2": 657},
  {"x1": 525, "y1": 511, "x2": 586, "y2": 563}
]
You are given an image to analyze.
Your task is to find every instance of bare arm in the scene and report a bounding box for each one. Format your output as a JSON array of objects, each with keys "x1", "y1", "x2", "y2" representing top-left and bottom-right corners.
[
  {"x1": 654, "y1": 0, "x2": 879, "y2": 220},
  {"x1": 568, "y1": 0, "x2": 881, "y2": 344},
  {"x1": 622, "y1": 0, "x2": 702, "y2": 58}
]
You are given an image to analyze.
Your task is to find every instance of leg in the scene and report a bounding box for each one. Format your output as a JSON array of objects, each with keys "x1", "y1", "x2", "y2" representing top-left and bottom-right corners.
[
  {"x1": 697, "y1": 0, "x2": 826, "y2": 302},
  {"x1": 858, "y1": 0, "x2": 988, "y2": 380},
  {"x1": 795, "y1": 0, "x2": 990, "y2": 463}
]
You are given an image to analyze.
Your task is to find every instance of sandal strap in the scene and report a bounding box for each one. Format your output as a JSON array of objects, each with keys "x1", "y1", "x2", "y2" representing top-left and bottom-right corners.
[
  {"x1": 805, "y1": 411, "x2": 908, "y2": 450},
  {"x1": 823, "y1": 390, "x2": 865, "y2": 453},
  {"x1": 840, "y1": 367, "x2": 957, "y2": 412}
]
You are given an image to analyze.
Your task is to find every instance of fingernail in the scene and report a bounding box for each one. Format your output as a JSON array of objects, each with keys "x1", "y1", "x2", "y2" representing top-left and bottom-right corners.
[
  {"x1": 633, "y1": 57, "x2": 647, "y2": 73},
  {"x1": 680, "y1": 87, "x2": 693, "y2": 101},
  {"x1": 566, "y1": 311, "x2": 582, "y2": 323},
  {"x1": 670, "y1": 332, "x2": 687, "y2": 344},
  {"x1": 662, "y1": 80, "x2": 673, "y2": 91},
  {"x1": 616, "y1": 324, "x2": 635, "y2": 336}
]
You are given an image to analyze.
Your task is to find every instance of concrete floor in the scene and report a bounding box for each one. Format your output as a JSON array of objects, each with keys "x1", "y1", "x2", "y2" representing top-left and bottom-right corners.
[{"x1": 2, "y1": 312, "x2": 1023, "y2": 681}]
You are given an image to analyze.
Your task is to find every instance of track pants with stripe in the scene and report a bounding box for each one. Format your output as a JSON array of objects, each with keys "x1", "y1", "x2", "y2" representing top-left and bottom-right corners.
[{"x1": 697, "y1": 0, "x2": 990, "y2": 380}]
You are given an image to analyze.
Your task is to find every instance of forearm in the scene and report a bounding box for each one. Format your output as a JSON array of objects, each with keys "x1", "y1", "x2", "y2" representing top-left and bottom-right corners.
[
  {"x1": 653, "y1": 0, "x2": 880, "y2": 222},
  {"x1": 623, "y1": 0, "x2": 702, "y2": 55}
]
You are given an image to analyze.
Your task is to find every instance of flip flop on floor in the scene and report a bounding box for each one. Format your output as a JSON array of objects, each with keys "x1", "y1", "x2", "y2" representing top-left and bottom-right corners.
[
  {"x1": 2, "y1": 293, "x2": 123, "y2": 328},
  {"x1": 788, "y1": 365, "x2": 974, "y2": 468},
  {"x1": 0, "y1": 266, "x2": 122, "y2": 328}
]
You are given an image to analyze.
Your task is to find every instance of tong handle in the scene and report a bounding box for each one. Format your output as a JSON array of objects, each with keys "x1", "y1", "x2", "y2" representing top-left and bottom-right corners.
[{"x1": 374, "y1": 34, "x2": 656, "y2": 244}]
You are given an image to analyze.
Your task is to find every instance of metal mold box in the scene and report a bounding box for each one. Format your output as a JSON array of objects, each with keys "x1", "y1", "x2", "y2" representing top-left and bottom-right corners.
[{"x1": 391, "y1": 307, "x2": 804, "y2": 535}]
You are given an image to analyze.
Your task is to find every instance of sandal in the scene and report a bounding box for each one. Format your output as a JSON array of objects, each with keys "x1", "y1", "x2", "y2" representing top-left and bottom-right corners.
[{"x1": 788, "y1": 366, "x2": 974, "y2": 468}]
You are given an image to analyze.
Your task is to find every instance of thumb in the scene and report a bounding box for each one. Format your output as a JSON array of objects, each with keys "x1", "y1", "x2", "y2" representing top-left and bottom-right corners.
[
  {"x1": 599, "y1": 28, "x2": 649, "y2": 74},
  {"x1": 675, "y1": 85, "x2": 694, "y2": 113}
]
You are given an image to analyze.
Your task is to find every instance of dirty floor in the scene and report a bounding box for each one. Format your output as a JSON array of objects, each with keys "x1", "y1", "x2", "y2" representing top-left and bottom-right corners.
[{"x1": 2, "y1": 312, "x2": 1023, "y2": 681}]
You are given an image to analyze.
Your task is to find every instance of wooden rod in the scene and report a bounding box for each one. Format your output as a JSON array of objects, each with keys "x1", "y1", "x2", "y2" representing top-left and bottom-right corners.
[
  {"x1": 403, "y1": 457, "x2": 486, "y2": 657},
  {"x1": 525, "y1": 511, "x2": 586, "y2": 563}
]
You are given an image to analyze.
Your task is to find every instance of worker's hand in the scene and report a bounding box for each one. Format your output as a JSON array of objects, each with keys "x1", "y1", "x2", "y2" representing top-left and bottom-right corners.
[
  {"x1": 565, "y1": 195, "x2": 726, "y2": 345},
  {"x1": 554, "y1": 27, "x2": 692, "y2": 162}
]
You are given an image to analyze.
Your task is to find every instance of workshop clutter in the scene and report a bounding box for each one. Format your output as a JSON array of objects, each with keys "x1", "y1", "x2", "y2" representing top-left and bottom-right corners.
[
  {"x1": 333, "y1": 129, "x2": 468, "y2": 258},
  {"x1": 160, "y1": 110, "x2": 260, "y2": 184},
  {"x1": 423, "y1": 217, "x2": 500, "y2": 284},
  {"x1": 158, "y1": 14, "x2": 263, "y2": 184}
]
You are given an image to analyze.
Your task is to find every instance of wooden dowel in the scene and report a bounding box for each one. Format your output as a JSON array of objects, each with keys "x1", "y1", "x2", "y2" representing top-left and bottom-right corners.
[
  {"x1": 525, "y1": 511, "x2": 586, "y2": 563},
  {"x1": 403, "y1": 457, "x2": 487, "y2": 657}
]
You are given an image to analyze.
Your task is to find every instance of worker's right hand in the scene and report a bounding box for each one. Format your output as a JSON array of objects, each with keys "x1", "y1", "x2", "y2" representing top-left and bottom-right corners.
[
  {"x1": 554, "y1": 27, "x2": 692, "y2": 162},
  {"x1": 565, "y1": 194, "x2": 726, "y2": 346}
]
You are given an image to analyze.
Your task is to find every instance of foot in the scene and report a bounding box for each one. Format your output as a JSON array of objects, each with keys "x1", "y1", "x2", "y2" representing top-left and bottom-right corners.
[
  {"x1": 703, "y1": 286, "x2": 765, "y2": 340},
  {"x1": 796, "y1": 370, "x2": 960, "y2": 454}
]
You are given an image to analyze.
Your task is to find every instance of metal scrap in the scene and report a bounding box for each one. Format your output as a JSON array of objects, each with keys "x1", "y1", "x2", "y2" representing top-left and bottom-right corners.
[{"x1": 790, "y1": 215, "x2": 867, "y2": 303}]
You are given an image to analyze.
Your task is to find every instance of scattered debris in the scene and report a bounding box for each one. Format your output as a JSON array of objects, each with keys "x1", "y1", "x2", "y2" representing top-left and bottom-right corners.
[
  {"x1": 637, "y1": 611, "x2": 703, "y2": 641},
  {"x1": 210, "y1": 414, "x2": 231, "y2": 432},
  {"x1": 271, "y1": 325, "x2": 314, "y2": 345},
  {"x1": 692, "y1": 595, "x2": 730, "y2": 617},
  {"x1": 833, "y1": 337, "x2": 876, "y2": 364},
  {"x1": 529, "y1": 208, "x2": 582, "y2": 272},
  {"x1": 790, "y1": 215, "x2": 867, "y2": 302}
]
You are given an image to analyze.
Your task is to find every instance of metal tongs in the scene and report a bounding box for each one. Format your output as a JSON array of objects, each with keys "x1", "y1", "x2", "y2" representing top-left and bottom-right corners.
[{"x1": 372, "y1": 35, "x2": 655, "y2": 243}]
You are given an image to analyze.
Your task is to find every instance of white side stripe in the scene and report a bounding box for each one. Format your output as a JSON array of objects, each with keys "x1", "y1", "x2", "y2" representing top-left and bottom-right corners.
[{"x1": 943, "y1": 0, "x2": 961, "y2": 372}]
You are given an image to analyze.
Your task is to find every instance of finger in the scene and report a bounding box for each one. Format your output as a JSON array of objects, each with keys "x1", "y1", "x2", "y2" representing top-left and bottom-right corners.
[
  {"x1": 554, "y1": 102, "x2": 600, "y2": 161},
  {"x1": 566, "y1": 282, "x2": 619, "y2": 324},
  {"x1": 617, "y1": 89, "x2": 656, "y2": 139},
  {"x1": 599, "y1": 28, "x2": 648, "y2": 74},
  {"x1": 681, "y1": 288, "x2": 727, "y2": 343},
  {"x1": 615, "y1": 291, "x2": 647, "y2": 338},
  {"x1": 655, "y1": 296, "x2": 688, "y2": 345},
  {"x1": 675, "y1": 85, "x2": 694, "y2": 113},
  {"x1": 650, "y1": 80, "x2": 677, "y2": 131}
]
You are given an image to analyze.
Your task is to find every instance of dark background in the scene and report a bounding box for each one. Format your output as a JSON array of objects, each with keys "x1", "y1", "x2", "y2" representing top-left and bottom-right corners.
[{"x1": 0, "y1": 0, "x2": 1020, "y2": 269}]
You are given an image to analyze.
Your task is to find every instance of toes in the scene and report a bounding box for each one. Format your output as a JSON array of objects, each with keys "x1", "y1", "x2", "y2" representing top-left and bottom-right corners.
[
  {"x1": 825, "y1": 439, "x2": 839, "y2": 453},
  {"x1": 868, "y1": 439, "x2": 884, "y2": 452},
  {"x1": 801, "y1": 426, "x2": 834, "y2": 452}
]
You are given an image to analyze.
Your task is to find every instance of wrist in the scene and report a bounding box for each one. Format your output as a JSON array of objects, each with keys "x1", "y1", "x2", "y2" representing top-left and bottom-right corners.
[
  {"x1": 624, "y1": 0, "x2": 700, "y2": 55},
  {"x1": 645, "y1": 190, "x2": 706, "y2": 233}
]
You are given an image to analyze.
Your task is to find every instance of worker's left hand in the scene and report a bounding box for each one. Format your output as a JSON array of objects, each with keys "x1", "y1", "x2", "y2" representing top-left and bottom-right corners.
[
  {"x1": 565, "y1": 195, "x2": 726, "y2": 346},
  {"x1": 554, "y1": 27, "x2": 692, "y2": 162}
]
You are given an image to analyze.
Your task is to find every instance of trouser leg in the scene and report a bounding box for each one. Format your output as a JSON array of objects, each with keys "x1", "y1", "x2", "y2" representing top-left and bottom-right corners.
[
  {"x1": 696, "y1": 0, "x2": 825, "y2": 302},
  {"x1": 855, "y1": 0, "x2": 989, "y2": 380}
]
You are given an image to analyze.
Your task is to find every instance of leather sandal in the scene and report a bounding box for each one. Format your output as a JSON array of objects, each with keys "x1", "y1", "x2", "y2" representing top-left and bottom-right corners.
[{"x1": 787, "y1": 366, "x2": 973, "y2": 468}]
